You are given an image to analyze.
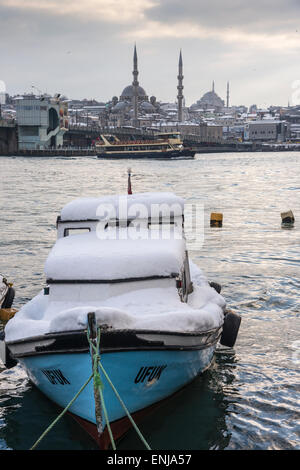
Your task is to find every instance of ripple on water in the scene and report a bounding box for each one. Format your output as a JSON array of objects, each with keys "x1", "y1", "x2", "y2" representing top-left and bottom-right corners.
[{"x1": 0, "y1": 152, "x2": 299, "y2": 450}]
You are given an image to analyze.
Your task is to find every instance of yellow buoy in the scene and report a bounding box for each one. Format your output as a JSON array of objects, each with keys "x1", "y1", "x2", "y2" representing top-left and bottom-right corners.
[
  {"x1": 210, "y1": 212, "x2": 223, "y2": 227},
  {"x1": 0, "y1": 308, "x2": 17, "y2": 322},
  {"x1": 281, "y1": 210, "x2": 295, "y2": 225}
]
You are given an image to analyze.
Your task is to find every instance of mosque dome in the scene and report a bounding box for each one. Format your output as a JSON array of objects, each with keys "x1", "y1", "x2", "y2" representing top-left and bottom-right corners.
[
  {"x1": 190, "y1": 88, "x2": 225, "y2": 110},
  {"x1": 198, "y1": 90, "x2": 224, "y2": 107},
  {"x1": 120, "y1": 85, "x2": 148, "y2": 101},
  {"x1": 139, "y1": 101, "x2": 155, "y2": 113},
  {"x1": 111, "y1": 101, "x2": 129, "y2": 113}
]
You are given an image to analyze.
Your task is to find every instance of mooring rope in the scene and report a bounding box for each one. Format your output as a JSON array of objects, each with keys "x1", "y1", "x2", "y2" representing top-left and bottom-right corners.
[
  {"x1": 30, "y1": 373, "x2": 93, "y2": 450},
  {"x1": 30, "y1": 319, "x2": 151, "y2": 450},
  {"x1": 88, "y1": 325, "x2": 116, "y2": 450},
  {"x1": 87, "y1": 324, "x2": 151, "y2": 450}
]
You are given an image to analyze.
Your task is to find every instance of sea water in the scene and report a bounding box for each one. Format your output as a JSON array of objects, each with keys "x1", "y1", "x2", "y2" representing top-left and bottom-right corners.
[{"x1": 0, "y1": 152, "x2": 299, "y2": 450}]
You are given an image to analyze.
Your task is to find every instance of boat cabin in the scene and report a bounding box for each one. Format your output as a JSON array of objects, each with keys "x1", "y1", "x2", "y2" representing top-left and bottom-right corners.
[
  {"x1": 49, "y1": 193, "x2": 193, "y2": 303},
  {"x1": 154, "y1": 132, "x2": 182, "y2": 143},
  {"x1": 56, "y1": 192, "x2": 185, "y2": 239}
]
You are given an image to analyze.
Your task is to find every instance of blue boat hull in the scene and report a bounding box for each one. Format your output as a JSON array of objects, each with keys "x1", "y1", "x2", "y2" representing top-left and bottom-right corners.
[
  {"x1": 7, "y1": 326, "x2": 222, "y2": 446},
  {"x1": 19, "y1": 346, "x2": 216, "y2": 427}
]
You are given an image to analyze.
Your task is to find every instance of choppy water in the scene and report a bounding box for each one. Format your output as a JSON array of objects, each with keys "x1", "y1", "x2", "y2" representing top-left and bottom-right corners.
[{"x1": 0, "y1": 152, "x2": 299, "y2": 450}]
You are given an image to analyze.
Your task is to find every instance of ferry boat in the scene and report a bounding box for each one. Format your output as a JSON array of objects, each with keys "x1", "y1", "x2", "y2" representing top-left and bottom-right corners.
[
  {"x1": 1, "y1": 184, "x2": 240, "y2": 449},
  {"x1": 95, "y1": 132, "x2": 196, "y2": 159}
]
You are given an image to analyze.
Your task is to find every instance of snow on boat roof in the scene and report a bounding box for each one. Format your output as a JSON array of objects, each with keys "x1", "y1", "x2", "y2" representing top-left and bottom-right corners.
[
  {"x1": 60, "y1": 192, "x2": 184, "y2": 222},
  {"x1": 45, "y1": 230, "x2": 186, "y2": 281}
]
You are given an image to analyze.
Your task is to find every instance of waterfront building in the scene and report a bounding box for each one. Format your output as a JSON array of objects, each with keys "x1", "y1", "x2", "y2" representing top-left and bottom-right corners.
[
  {"x1": 0, "y1": 91, "x2": 5, "y2": 106},
  {"x1": 249, "y1": 104, "x2": 258, "y2": 114},
  {"x1": 0, "y1": 119, "x2": 18, "y2": 154},
  {"x1": 152, "y1": 122, "x2": 223, "y2": 144},
  {"x1": 15, "y1": 95, "x2": 68, "y2": 150},
  {"x1": 244, "y1": 120, "x2": 290, "y2": 142}
]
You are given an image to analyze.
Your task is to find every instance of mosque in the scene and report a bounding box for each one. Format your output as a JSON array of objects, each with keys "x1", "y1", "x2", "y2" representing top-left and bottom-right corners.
[
  {"x1": 108, "y1": 45, "x2": 159, "y2": 122},
  {"x1": 190, "y1": 81, "x2": 226, "y2": 111},
  {"x1": 107, "y1": 46, "x2": 229, "y2": 125}
]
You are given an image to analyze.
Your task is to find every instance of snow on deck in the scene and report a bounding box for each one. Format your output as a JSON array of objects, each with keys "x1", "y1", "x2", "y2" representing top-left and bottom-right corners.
[{"x1": 5, "y1": 262, "x2": 226, "y2": 342}]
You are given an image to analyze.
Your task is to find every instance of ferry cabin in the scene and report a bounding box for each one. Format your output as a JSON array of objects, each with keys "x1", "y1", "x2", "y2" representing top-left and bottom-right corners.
[{"x1": 95, "y1": 132, "x2": 184, "y2": 155}]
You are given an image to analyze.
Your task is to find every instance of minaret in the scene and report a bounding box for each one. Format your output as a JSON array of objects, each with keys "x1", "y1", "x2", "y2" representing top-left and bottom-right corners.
[
  {"x1": 226, "y1": 81, "x2": 230, "y2": 108},
  {"x1": 132, "y1": 44, "x2": 139, "y2": 127},
  {"x1": 212, "y1": 80, "x2": 215, "y2": 93},
  {"x1": 177, "y1": 49, "x2": 184, "y2": 122}
]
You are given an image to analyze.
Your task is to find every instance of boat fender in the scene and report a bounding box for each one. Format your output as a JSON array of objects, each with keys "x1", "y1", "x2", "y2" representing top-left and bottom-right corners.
[
  {"x1": 1, "y1": 287, "x2": 15, "y2": 309},
  {"x1": 220, "y1": 310, "x2": 241, "y2": 348},
  {"x1": 0, "y1": 331, "x2": 17, "y2": 369},
  {"x1": 209, "y1": 281, "x2": 222, "y2": 294}
]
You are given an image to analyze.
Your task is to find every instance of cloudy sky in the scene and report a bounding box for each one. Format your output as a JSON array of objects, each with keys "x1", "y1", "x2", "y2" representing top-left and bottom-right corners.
[{"x1": 1, "y1": 0, "x2": 300, "y2": 107}]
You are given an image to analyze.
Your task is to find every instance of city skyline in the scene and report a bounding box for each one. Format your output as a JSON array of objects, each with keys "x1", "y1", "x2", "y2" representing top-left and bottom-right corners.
[{"x1": 1, "y1": 0, "x2": 300, "y2": 107}]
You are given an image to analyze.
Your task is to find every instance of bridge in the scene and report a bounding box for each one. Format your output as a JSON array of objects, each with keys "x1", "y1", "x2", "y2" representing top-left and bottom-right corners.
[
  {"x1": 0, "y1": 121, "x2": 18, "y2": 155},
  {"x1": 0, "y1": 122, "x2": 258, "y2": 156},
  {"x1": 63, "y1": 125, "x2": 223, "y2": 147}
]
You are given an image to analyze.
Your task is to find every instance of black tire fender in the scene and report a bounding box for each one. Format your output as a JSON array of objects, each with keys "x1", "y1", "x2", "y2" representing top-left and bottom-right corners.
[
  {"x1": 220, "y1": 310, "x2": 241, "y2": 348},
  {"x1": 1, "y1": 287, "x2": 15, "y2": 309},
  {"x1": 209, "y1": 281, "x2": 222, "y2": 294},
  {"x1": 0, "y1": 330, "x2": 17, "y2": 369}
]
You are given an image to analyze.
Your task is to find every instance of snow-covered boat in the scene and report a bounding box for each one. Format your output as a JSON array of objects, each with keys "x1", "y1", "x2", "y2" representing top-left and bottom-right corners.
[{"x1": 2, "y1": 190, "x2": 240, "y2": 449}]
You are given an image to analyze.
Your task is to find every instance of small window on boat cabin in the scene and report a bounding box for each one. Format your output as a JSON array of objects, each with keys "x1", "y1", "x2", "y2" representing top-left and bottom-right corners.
[{"x1": 64, "y1": 227, "x2": 91, "y2": 237}]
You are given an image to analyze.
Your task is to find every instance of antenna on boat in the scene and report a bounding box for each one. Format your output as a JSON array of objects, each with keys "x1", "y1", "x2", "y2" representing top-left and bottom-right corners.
[{"x1": 127, "y1": 168, "x2": 132, "y2": 195}]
